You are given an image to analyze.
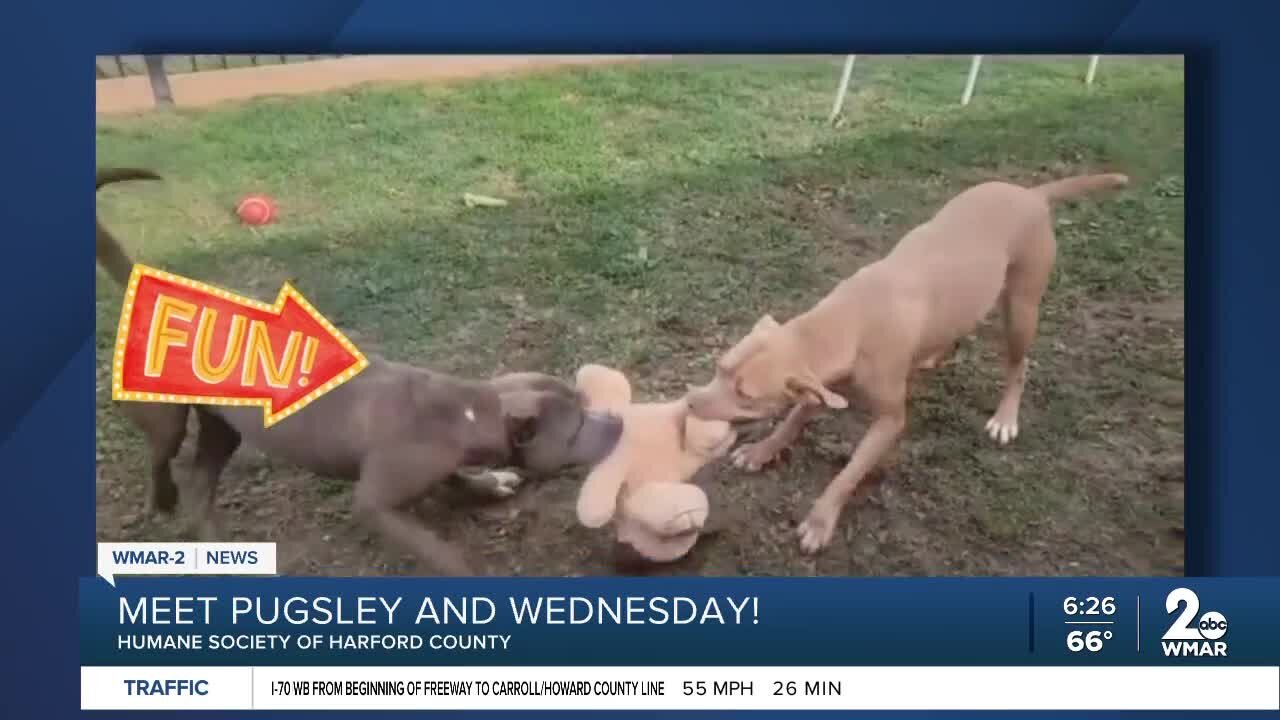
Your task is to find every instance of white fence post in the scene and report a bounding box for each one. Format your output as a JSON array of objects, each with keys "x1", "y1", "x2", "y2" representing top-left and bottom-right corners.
[
  {"x1": 1085, "y1": 55, "x2": 1101, "y2": 85},
  {"x1": 825, "y1": 54, "x2": 1101, "y2": 116},
  {"x1": 961, "y1": 54, "x2": 983, "y2": 106},
  {"x1": 828, "y1": 55, "x2": 858, "y2": 123}
]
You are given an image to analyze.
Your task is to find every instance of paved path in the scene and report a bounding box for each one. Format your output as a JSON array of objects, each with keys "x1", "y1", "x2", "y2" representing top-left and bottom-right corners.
[{"x1": 96, "y1": 54, "x2": 669, "y2": 114}]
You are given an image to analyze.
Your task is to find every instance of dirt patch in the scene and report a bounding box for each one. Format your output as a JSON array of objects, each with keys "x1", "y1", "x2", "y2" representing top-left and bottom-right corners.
[{"x1": 97, "y1": 55, "x2": 670, "y2": 115}]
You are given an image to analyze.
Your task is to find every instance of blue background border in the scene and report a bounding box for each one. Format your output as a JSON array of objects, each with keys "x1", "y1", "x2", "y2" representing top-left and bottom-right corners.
[{"x1": 2, "y1": 0, "x2": 1277, "y2": 717}]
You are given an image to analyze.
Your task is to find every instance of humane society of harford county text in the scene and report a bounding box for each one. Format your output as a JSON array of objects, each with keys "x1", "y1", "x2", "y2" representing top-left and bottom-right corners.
[{"x1": 115, "y1": 594, "x2": 759, "y2": 653}]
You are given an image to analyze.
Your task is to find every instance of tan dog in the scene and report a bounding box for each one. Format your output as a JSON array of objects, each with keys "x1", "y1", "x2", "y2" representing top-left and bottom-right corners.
[{"x1": 687, "y1": 173, "x2": 1129, "y2": 554}]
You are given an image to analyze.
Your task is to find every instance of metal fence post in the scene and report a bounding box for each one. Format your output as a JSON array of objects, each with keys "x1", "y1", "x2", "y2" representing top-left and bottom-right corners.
[
  {"x1": 828, "y1": 55, "x2": 858, "y2": 124},
  {"x1": 961, "y1": 55, "x2": 983, "y2": 106},
  {"x1": 144, "y1": 55, "x2": 175, "y2": 108},
  {"x1": 1085, "y1": 55, "x2": 1101, "y2": 85}
]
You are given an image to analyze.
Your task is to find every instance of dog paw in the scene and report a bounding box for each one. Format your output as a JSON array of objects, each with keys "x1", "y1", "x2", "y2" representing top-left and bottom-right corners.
[
  {"x1": 731, "y1": 441, "x2": 781, "y2": 472},
  {"x1": 186, "y1": 516, "x2": 224, "y2": 543},
  {"x1": 431, "y1": 548, "x2": 477, "y2": 577},
  {"x1": 984, "y1": 415, "x2": 1019, "y2": 445},
  {"x1": 147, "y1": 485, "x2": 179, "y2": 516},
  {"x1": 797, "y1": 501, "x2": 840, "y2": 554},
  {"x1": 481, "y1": 470, "x2": 524, "y2": 498}
]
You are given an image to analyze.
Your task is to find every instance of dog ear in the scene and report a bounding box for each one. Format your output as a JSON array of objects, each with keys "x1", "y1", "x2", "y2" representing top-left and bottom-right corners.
[
  {"x1": 717, "y1": 315, "x2": 779, "y2": 373},
  {"x1": 715, "y1": 316, "x2": 779, "y2": 374},
  {"x1": 785, "y1": 374, "x2": 849, "y2": 409},
  {"x1": 717, "y1": 330, "x2": 768, "y2": 373}
]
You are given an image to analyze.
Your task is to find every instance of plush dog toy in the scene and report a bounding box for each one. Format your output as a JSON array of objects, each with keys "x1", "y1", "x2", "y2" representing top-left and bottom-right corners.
[{"x1": 574, "y1": 364, "x2": 737, "y2": 563}]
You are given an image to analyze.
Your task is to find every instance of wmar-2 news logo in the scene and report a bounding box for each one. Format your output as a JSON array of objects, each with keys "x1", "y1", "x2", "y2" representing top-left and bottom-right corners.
[{"x1": 1161, "y1": 588, "x2": 1228, "y2": 658}]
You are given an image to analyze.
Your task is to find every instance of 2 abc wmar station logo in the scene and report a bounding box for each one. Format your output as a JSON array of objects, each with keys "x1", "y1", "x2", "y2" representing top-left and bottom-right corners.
[{"x1": 1161, "y1": 587, "x2": 1228, "y2": 658}]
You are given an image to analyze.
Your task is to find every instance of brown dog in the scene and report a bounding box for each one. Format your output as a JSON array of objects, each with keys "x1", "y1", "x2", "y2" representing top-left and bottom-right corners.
[
  {"x1": 687, "y1": 173, "x2": 1129, "y2": 554},
  {"x1": 96, "y1": 169, "x2": 623, "y2": 575}
]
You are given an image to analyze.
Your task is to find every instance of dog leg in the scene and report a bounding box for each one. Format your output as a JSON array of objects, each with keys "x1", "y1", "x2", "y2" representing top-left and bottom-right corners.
[
  {"x1": 354, "y1": 446, "x2": 474, "y2": 576},
  {"x1": 145, "y1": 425, "x2": 184, "y2": 515},
  {"x1": 127, "y1": 404, "x2": 188, "y2": 515},
  {"x1": 731, "y1": 402, "x2": 820, "y2": 471},
  {"x1": 986, "y1": 220, "x2": 1054, "y2": 444},
  {"x1": 798, "y1": 373, "x2": 906, "y2": 553},
  {"x1": 986, "y1": 275, "x2": 1048, "y2": 445},
  {"x1": 185, "y1": 409, "x2": 240, "y2": 541},
  {"x1": 985, "y1": 358, "x2": 1028, "y2": 445}
]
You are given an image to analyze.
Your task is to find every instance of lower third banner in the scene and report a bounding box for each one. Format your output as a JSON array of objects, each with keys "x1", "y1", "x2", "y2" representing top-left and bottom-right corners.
[{"x1": 79, "y1": 577, "x2": 1280, "y2": 711}]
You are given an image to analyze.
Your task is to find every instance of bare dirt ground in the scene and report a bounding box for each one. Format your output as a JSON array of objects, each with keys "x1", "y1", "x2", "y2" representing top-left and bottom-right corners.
[{"x1": 96, "y1": 55, "x2": 668, "y2": 114}]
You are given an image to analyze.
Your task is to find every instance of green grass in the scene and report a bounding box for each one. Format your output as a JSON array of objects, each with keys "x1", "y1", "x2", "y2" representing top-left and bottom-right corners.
[{"x1": 96, "y1": 56, "x2": 1185, "y2": 576}]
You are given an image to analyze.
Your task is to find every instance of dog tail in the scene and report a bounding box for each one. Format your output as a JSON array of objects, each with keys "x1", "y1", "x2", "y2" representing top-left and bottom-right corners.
[
  {"x1": 96, "y1": 168, "x2": 161, "y2": 287},
  {"x1": 1032, "y1": 173, "x2": 1129, "y2": 202}
]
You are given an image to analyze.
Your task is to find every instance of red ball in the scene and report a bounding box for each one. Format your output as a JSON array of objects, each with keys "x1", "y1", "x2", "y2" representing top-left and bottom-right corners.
[{"x1": 236, "y1": 194, "x2": 277, "y2": 226}]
